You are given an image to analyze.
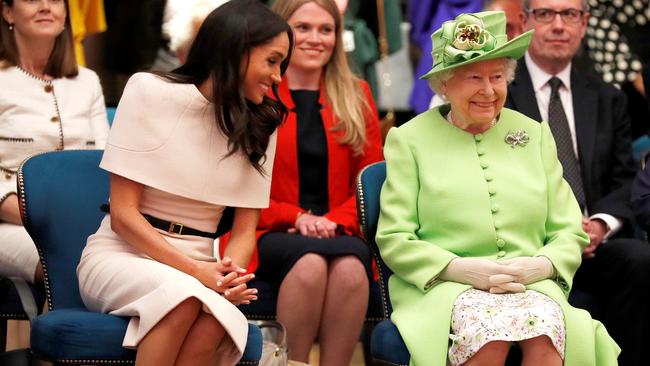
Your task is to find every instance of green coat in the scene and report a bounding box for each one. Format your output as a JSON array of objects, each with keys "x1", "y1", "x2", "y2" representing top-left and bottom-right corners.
[{"x1": 376, "y1": 105, "x2": 620, "y2": 365}]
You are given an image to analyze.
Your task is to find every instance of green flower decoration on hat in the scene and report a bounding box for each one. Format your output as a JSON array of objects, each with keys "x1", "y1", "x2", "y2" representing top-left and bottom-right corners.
[
  {"x1": 443, "y1": 14, "x2": 497, "y2": 62},
  {"x1": 420, "y1": 11, "x2": 534, "y2": 80}
]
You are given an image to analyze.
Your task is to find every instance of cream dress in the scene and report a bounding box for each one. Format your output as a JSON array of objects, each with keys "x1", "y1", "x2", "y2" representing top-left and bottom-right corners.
[{"x1": 77, "y1": 73, "x2": 277, "y2": 365}]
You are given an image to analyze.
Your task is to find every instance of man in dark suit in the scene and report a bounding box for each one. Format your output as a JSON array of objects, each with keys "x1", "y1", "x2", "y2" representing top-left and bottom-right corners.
[{"x1": 506, "y1": 0, "x2": 650, "y2": 364}]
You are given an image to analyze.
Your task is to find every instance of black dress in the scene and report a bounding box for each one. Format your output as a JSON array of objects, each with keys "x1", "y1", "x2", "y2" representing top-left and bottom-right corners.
[{"x1": 255, "y1": 90, "x2": 372, "y2": 283}]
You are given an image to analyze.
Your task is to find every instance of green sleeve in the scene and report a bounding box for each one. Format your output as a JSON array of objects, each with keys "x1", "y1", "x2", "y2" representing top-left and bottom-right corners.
[
  {"x1": 376, "y1": 128, "x2": 457, "y2": 292},
  {"x1": 536, "y1": 122, "x2": 589, "y2": 295}
]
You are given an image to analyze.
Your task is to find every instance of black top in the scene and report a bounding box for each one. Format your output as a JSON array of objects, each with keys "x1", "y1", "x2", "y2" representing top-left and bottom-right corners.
[{"x1": 291, "y1": 89, "x2": 329, "y2": 215}]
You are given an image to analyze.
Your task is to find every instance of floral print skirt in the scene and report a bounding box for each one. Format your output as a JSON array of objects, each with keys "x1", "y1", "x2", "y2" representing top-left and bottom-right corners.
[{"x1": 448, "y1": 289, "x2": 565, "y2": 365}]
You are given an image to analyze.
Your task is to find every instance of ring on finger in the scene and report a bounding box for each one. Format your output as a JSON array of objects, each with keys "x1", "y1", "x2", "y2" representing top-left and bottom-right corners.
[{"x1": 314, "y1": 221, "x2": 321, "y2": 226}]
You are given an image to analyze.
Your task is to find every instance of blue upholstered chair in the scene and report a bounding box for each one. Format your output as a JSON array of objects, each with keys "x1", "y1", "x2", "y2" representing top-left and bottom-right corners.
[
  {"x1": 18, "y1": 150, "x2": 262, "y2": 365},
  {"x1": 106, "y1": 107, "x2": 117, "y2": 126},
  {"x1": 355, "y1": 161, "x2": 409, "y2": 366}
]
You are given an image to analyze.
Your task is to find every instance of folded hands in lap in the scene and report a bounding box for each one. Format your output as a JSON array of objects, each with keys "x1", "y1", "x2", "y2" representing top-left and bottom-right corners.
[
  {"x1": 193, "y1": 256, "x2": 258, "y2": 305},
  {"x1": 288, "y1": 212, "x2": 338, "y2": 238},
  {"x1": 440, "y1": 256, "x2": 554, "y2": 294}
]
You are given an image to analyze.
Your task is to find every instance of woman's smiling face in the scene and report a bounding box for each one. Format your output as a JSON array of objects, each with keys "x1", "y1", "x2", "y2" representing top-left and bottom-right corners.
[
  {"x1": 2, "y1": 0, "x2": 67, "y2": 42},
  {"x1": 286, "y1": 2, "x2": 336, "y2": 73},
  {"x1": 441, "y1": 58, "x2": 509, "y2": 127},
  {"x1": 241, "y1": 32, "x2": 290, "y2": 104}
]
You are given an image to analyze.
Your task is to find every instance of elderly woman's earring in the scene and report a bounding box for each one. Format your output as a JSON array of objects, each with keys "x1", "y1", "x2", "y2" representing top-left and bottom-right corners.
[{"x1": 8, "y1": 23, "x2": 13, "y2": 31}]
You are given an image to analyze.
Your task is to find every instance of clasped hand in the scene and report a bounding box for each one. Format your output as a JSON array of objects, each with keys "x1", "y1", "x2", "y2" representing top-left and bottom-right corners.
[
  {"x1": 288, "y1": 212, "x2": 338, "y2": 238},
  {"x1": 193, "y1": 256, "x2": 258, "y2": 305},
  {"x1": 440, "y1": 256, "x2": 553, "y2": 294},
  {"x1": 582, "y1": 218, "x2": 607, "y2": 258}
]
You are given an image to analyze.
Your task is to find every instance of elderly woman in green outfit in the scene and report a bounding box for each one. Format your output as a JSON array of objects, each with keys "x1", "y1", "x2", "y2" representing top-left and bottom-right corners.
[{"x1": 376, "y1": 11, "x2": 620, "y2": 366}]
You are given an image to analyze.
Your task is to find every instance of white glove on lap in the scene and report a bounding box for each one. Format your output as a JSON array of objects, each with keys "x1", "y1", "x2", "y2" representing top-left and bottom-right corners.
[
  {"x1": 498, "y1": 256, "x2": 554, "y2": 285},
  {"x1": 439, "y1": 258, "x2": 524, "y2": 291},
  {"x1": 488, "y1": 274, "x2": 526, "y2": 293}
]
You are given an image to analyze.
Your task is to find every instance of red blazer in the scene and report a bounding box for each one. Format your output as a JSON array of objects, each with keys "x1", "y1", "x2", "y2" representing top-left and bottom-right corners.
[{"x1": 220, "y1": 78, "x2": 383, "y2": 272}]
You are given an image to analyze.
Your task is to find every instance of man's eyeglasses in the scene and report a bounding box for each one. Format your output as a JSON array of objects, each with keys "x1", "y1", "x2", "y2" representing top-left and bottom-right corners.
[{"x1": 526, "y1": 8, "x2": 585, "y2": 23}]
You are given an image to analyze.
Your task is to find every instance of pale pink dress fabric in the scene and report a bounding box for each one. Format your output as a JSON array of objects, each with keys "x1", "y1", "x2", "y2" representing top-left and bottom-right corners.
[
  {"x1": 77, "y1": 73, "x2": 277, "y2": 365},
  {"x1": 77, "y1": 188, "x2": 246, "y2": 365}
]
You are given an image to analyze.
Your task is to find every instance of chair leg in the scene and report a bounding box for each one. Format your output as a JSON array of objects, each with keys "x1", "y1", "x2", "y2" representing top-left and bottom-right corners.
[
  {"x1": 1, "y1": 318, "x2": 6, "y2": 352},
  {"x1": 361, "y1": 322, "x2": 376, "y2": 366}
]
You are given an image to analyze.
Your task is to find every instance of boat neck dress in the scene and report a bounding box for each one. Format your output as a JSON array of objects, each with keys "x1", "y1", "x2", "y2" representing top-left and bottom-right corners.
[{"x1": 77, "y1": 72, "x2": 277, "y2": 365}]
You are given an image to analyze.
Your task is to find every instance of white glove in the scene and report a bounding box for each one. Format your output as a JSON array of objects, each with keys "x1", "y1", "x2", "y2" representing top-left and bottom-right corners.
[
  {"x1": 439, "y1": 258, "x2": 525, "y2": 291},
  {"x1": 488, "y1": 274, "x2": 526, "y2": 293},
  {"x1": 498, "y1": 256, "x2": 554, "y2": 285}
]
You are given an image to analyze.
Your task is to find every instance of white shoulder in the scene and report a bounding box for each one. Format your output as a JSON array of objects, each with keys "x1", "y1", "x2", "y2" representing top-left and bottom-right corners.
[
  {"x1": 72, "y1": 67, "x2": 103, "y2": 90},
  {"x1": 76, "y1": 66, "x2": 99, "y2": 79},
  {"x1": 124, "y1": 71, "x2": 164, "y2": 89}
]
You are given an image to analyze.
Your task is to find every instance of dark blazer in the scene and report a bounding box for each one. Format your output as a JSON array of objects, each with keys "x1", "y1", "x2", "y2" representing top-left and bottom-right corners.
[
  {"x1": 632, "y1": 164, "x2": 650, "y2": 230},
  {"x1": 506, "y1": 59, "x2": 637, "y2": 231}
]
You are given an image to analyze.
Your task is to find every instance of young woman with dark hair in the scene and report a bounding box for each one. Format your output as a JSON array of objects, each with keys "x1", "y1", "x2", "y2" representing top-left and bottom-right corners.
[
  {"x1": 157, "y1": 1, "x2": 294, "y2": 172},
  {"x1": 76, "y1": 1, "x2": 293, "y2": 365},
  {"x1": 0, "y1": 0, "x2": 108, "y2": 284},
  {"x1": 218, "y1": 0, "x2": 382, "y2": 364}
]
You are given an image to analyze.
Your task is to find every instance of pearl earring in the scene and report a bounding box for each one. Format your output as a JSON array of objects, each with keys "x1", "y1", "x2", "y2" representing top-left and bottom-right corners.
[{"x1": 8, "y1": 24, "x2": 13, "y2": 31}]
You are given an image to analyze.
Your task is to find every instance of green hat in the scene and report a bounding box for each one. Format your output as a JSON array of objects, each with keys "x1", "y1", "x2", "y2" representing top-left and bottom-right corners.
[{"x1": 420, "y1": 11, "x2": 533, "y2": 80}]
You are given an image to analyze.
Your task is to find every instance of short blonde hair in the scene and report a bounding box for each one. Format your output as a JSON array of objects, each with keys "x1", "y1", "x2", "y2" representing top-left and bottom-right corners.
[{"x1": 428, "y1": 58, "x2": 517, "y2": 99}]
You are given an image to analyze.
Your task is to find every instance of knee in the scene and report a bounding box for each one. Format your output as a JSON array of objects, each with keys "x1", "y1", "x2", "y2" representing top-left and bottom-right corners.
[
  {"x1": 328, "y1": 256, "x2": 368, "y2": 293},
  {"x1": 191, "y1": 313, "x2": 225, "y2": 345},
  {"x1": 467, "y1": 341, "x2": 511, "y2": 364},
  {"x1": 165, "y1": 297, "x2": 202, "y2": 327},
  {"x1": 286, "y1": 253, "x2": 328, "y2": 289},
  {"x1": 519, "y1": 335, "x2": 557, "y2": 356}
]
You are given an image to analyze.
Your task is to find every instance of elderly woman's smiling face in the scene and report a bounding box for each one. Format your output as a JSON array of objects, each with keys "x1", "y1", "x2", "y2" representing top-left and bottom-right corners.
[{"x1": 441, "y1": 58, "x2": 508, "y2": 129}]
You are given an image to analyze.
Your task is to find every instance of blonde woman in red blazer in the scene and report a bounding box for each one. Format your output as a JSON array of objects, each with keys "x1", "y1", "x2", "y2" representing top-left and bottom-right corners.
[{"x1": 222, "y1": 0, "x2": 382, "y2": 364}]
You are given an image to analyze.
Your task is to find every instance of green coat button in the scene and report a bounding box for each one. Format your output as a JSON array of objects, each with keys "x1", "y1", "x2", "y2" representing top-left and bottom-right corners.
[
  {"x1": 491, "y1": 205, "x2": 499, "y2": 213},
  {"x1": 485, "y1": 174, "x2": 493, "y2": 181},
  {"x1": 496, "y1": 238, "x2": 505, "y2": 247},
  {"x1": 474, "y1": 134, "x2": 483, "y2": 141},
  {"x1": 497, "y1": 250, "x2": 506, "y2": 257},
  {"x1": 488, "y1": 187, "x2": 496, "y2": 195},
  {"x1": 481, "y1": 162, "x2": 489, "y2": 169}
]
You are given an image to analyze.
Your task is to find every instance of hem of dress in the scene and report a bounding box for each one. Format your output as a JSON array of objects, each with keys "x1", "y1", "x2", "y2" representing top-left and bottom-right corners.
[{"x1": 107, "y1": 280, "x2": 248, "y2": 363}]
